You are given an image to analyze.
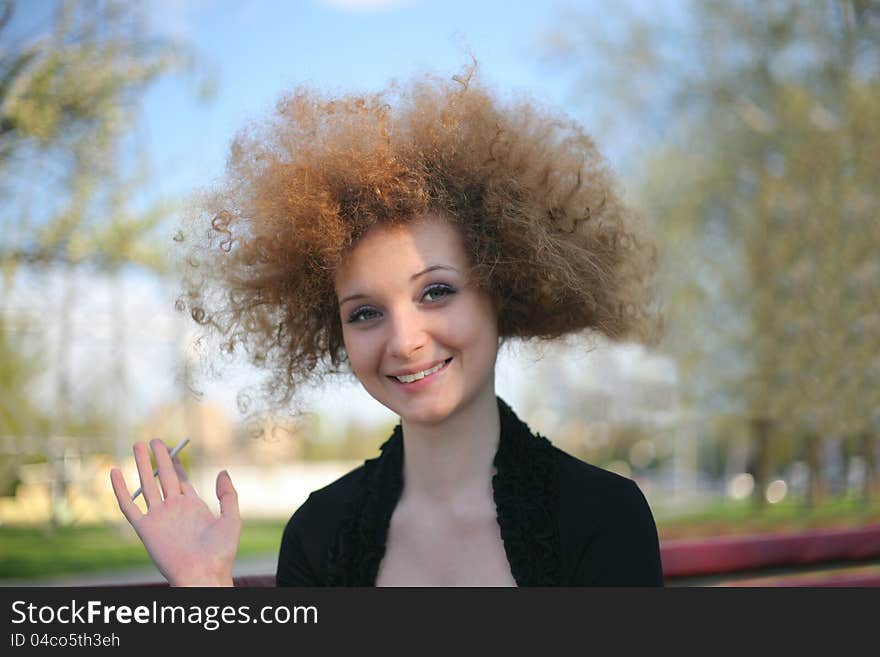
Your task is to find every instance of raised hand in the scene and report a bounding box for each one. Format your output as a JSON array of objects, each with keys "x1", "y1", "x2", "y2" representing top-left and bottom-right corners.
[{"x1": 110, "y1": 439, "x2": 242, "y2": 587}]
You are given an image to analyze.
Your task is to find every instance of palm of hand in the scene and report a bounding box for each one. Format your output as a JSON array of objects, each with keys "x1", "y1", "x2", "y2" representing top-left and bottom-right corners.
[
  {"x1": 110, "y1": 440, "x2": 242, "y2": 587},
  {"x1": 132, "y1": 490, "x2": 241, "y2": 586}
]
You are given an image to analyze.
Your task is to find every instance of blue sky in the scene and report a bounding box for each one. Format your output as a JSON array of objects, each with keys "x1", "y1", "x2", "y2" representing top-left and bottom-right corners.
[{"x1": 140, "y1": 0, "x2": 600, "y2": 199}]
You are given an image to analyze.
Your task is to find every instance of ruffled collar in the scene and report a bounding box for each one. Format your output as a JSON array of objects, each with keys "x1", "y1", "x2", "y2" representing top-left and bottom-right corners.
[{"x1": 325, "y1": 397, "x2": 562, "y2": 586}]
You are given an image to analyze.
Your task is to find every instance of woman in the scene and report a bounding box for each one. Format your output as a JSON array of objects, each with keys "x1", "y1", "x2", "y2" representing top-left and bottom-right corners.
[{"x1": 110, "y1": 67, "x2": 664, "y2": 587}]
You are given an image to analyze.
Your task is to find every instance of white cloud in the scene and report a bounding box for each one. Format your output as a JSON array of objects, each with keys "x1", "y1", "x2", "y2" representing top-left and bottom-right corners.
[
  {"x1": 319, "y1": 0, "x2": 414, "y2": 12},
  {"x1": 145, "y1": 0, "x2": 205, "y2": 40}
]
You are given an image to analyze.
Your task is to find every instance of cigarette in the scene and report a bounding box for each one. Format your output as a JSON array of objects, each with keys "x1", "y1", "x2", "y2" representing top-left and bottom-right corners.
[{"x1": 131, "y1": 437, "x2": 191, "y2": 500}]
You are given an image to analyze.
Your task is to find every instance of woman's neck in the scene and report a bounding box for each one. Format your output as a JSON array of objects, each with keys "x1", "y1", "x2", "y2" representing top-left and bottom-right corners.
[{"x1": 398, "y1": 386, "x2": 500, "y2": 509}]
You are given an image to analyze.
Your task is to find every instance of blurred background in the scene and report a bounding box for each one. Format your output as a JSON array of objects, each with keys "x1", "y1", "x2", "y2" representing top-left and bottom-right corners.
[{"x1": 1, "y1": 0, "x2": 878, "y2": 583}]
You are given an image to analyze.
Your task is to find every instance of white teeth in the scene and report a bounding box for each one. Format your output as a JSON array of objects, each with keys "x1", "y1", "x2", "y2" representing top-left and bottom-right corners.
[{"x1": 395, "y1": 360, "x2": 447, "y2": 383}]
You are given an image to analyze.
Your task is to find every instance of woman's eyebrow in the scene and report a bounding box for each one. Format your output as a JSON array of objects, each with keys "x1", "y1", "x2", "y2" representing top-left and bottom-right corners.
[
  {"x1": 338, "y1": 292, "x2": 368, "y2": 306},
  {"x1": 410, "y1": 264, "x2": 459, "y2": 281}
]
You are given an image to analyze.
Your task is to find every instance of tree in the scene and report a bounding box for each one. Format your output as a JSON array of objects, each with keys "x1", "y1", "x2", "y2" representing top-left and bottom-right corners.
[
  {"x1": 541, "y1": 0, "x2": 880, "y2": 507},
  {"x1": 0, "y1": 0, "x2": 196, "y2": 273},
  {"x1": 0, "y1": 0, "x2": 207, "y2": 524}
]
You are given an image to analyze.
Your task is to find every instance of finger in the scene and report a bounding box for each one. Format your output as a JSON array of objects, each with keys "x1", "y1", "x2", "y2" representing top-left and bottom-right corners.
[
  {"x1": 170, "y1": 452, "x2": 197, "y2": 495},
  {"x1": 170, "y1": 449, "x2": 189, "y2": 482},
  {"x1": 152, "y1": 439, "x2": 181, "y2": 500},
  {"x1": 133, "y1": 441, "x2": 161, "y2": 509},
  {"x1": 168, "y1": 443, "x2": 195, "y2": 492},
  {"x1": 110, "y1": 468, "x2": 142, "y2": 525},
  {"x1": 216, "y1": 470, "x2": 240, "y2": 523}
]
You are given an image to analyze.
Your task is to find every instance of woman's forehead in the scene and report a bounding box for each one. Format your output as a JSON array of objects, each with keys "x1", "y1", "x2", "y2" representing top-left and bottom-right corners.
[{"x1": 334, "y1": 215, "x2": 467, "y2": 292}]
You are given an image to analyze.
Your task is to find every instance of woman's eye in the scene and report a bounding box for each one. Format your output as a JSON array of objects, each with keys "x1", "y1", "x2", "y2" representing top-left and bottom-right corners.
[
  {"x1": 423, "y1": 284, "x2": 457, "y2": 302},
  {"x1": 347, "y1": 307, "x2": 381, "y2": 323}
]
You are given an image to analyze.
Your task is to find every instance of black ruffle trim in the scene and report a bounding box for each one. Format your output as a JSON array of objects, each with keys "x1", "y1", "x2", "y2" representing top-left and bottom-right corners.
[
  {"x1": 324, "y1": 397, "x2": 561, "y2": 586},
  {"x1": 492, "y1": 398, "x2": 562, "y2": 585},
  {"x1": 325, "y1": 425, "x2": 404, "y2": 586}
]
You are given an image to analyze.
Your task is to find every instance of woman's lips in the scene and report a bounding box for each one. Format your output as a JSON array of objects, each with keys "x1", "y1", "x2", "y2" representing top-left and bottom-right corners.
[{"x1": 387, "y1": 357, "x2": 452, "y2": 389}]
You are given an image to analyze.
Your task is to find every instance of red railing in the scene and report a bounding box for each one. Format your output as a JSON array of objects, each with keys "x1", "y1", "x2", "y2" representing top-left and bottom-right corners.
[{"x1": 660, "y1": 524, "x2": 880, "y2": 586}]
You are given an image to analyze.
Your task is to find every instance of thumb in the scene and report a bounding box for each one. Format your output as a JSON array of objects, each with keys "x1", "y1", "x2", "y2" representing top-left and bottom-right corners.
[{"x1": 215, "y1": 470, "x2": 239, "y2": 520}]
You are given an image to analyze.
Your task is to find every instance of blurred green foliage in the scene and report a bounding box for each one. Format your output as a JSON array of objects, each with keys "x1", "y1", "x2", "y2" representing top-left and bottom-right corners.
[
  {"x1": 0, "y1": 518, "x2": 284, "y2": 580},
  {"x1": 0, "y1": 0, "x2": 199, "y2": 273},
  {"x1": 657, "y1": 494, "x2": 880, "y2": 540}
]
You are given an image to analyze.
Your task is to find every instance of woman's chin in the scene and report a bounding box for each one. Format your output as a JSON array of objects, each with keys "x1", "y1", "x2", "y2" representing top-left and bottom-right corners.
[{"x1": 387, "y1": 396, "x2": 459, "y2": 426}]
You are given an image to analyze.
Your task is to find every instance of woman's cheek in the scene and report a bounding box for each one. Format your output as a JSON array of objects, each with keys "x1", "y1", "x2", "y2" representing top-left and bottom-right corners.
[{"x1": 346, "y1": 333, "x2": 378, "y2": 377}]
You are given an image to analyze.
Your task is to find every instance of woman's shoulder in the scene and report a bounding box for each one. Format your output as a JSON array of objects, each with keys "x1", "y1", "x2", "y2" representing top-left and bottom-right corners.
[
  {"x1": 553, "y1": 446, "x2": 641, "y2": 494},
  {"x1": 550, "y1": 444, "x2": 656, "y2": 528},
  {"x1": 277, "y1": 462, "x2": 371, "y2": 586},
  {"x1": 284, "y1": 463, "x2": 368, "y2": 533}
]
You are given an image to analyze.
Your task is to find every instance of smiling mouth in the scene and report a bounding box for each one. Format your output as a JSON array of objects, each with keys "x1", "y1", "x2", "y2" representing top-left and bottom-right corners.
[{"x1": 389, "y1": 358, "x2": 453, "y2": 384}]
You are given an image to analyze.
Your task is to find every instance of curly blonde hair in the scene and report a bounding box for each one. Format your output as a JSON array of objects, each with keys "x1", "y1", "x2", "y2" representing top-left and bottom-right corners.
[{"x1": 179, "y1": 68, "x2": 657, "y2": 409}]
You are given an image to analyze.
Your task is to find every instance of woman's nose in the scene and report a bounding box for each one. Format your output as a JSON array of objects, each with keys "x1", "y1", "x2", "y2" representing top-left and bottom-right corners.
[{"x1": 386, "y1": 307, "x2": 427, "y2": 359}]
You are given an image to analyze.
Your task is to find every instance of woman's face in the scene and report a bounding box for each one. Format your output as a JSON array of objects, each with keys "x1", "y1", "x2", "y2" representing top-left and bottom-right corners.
[{"x1": 334, "y1": 214, "x2": 499, "y2": 425}]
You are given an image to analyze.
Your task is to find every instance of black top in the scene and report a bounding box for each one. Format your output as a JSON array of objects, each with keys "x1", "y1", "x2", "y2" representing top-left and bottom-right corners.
[{"x1": 277, "y1": 397, "x2": 664, "y2": 586}]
